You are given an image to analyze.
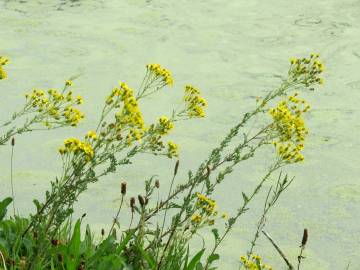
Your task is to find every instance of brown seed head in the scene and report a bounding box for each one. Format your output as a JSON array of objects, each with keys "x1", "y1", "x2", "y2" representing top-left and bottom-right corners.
[
  {"x1": 130, "y1": 197, "x2": 135, "y2": 212},
  {"x1": 101, "y1": 228, "x2": 105, "y2": 236},
  {"x1": 121, "y1": 181, "x2": 127, "y2": 195},
  {"x1": 51, "y1": 239, "x2": 59, "y2": 246},
  {"x1": 155, "y1": 179, "x2": 160, "y2": 189},
  {"x1": 138, "y1": 195, "x2": 145, "y2": 207},
  {"x1": 174, "y1": 160, "x2": 180, "y2": 176},
  {"x1": 11, "y1": 137, "x2": 15, "y2": 146},
  {"x1": 301, "y1": 228, "x2": 308, "y2": 247}
]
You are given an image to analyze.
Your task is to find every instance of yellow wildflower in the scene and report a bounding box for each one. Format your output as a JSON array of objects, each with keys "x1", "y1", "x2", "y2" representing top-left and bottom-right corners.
[
  {"x1": 65, "y1": 80, "x2": 73, "y2": 86},
  {"x1": 268, "y1": 95, "x2": 309, "y2": 163},
  {"x1": 167, "y1": 141, "x2": 179, "y2": 158},
  {"x1": 183, "y1": 85, "x2": 207, "y2": 118},
  {"x1": 221, "y1": 212, "x2": 228, "y2": 220},
  {"x1": 191, "y1": 214, "x2": 202, "y2": 224},
  {"x1": 59, "y1": 137, "x2": 94, "y2": 162},
  {"x1": 239, "y1": 254, "x2": 273, "y2": 270},
  {"x1": 85, "y1": 130, "x2": 97, "y2": 140},
  {"x1": 0, "y1": 56, "x2": 9, "y2": 80},
  {"x1": 158, "y1": 116, "x2": 174, "y2": 135},
  {"x1": 288, "y1": 53, "x2": 325, "y2": 87},
  {"x1": 146, "y1": 63, "x2": 173, "y2": 86}
]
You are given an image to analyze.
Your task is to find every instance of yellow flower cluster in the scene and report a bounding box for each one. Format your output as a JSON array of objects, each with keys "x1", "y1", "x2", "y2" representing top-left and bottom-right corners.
[
  {"x1": 146, "y1": 63, "x2": 173, "y2": 86},
  {"x1": 65, "y1": 80, "x2": 73, "y2": 86},
  {"x1": 0, "y1": 56, "x2": 9, "y2": 80},
  {"x1": 167, "y1": 141, "x2": 179, "y2": 158},
  {"x1": 127, "y1": 128, "x2": 143, "y2": 145},
  {"x1": 58, "y1": 137, "x2": 94, "y2": 162},
  {"x1": 288, "y1": 53, "x2": 325, "y2": 86},
  {"x1": 109, "y1": 82, "x2": 146, "y2": 145},
  {"x1": 240, "y1": 254, "x2": 273, "y2": 270},
  {"x1": 106, "y1": 82, "x2": 133, "y2": 105},
  {"x1": 268, "y1": 93, "x2": 309, "y2": 163},
  {"x1": 191, "y1": 214, "x2": 202, "y2": 224},
  {"x1": 183, "y1": 85, "x2": 207, "y2": 118},
  {"x1": 157, "y1": 116, "x2": 174, "y2": 135},
  {"x1": 63, "y1": 106, "x2": 84, "y2": 126},
  {"x1": 85, "y1": 130, "x2": 97, "y2": 140},
  {"x1": 25, "y1": 88, "x2": 84, "y2": 127},
  {"x1": 191, "y1": 193, "x2": 218, "y2": 226}
]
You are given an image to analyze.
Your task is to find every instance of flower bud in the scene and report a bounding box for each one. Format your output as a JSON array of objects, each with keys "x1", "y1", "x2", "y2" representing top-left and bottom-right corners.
[
  {"x1": 301, "y1": 228, "x2": 308, "y2": 247},
  {"x1": 130, "y1": 197, "x2": 136, "y2": 212},
  {"x1": 138, "y1": 195, "x2": 145, "y2": 207},
  {"x1": 121, "y1": 181, "x2": 127, "y2": 196},
  {"x1": 174, "y1": 160, "x2": 180, "y2": 176}
]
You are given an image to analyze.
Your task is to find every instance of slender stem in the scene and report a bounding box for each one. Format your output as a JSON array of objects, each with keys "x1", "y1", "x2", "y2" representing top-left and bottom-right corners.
[
  {"x1": 108, "y1": 195, "x2": 124, "y2": 238},
  {"x1": 128, "y1": 211, "x2": 134, "y2": 231},
  {"x1": 157, "y1": 176, "x2": 198, "y2": 269},
  {"x1": 204, "y1": 162, "x2": 280, "y2": 270},
  {"x1": 160, "y1": 174, "x2": 176, "y2": 239},
  {"x1": 10, "y1": 140, "x2": 15, "y2": 216},
  {"x1": 297, "y1": 246, "x2": 305, "y2": 270},
  {"x1": 262, "y1": 230, "x2": 294, "y2": 269},
  {"x1": 0, "y1": 250, "x2": 7, "y2": 270},
  {"x1": 248, "y1": 186, "x2": 272, "y2": 256}
]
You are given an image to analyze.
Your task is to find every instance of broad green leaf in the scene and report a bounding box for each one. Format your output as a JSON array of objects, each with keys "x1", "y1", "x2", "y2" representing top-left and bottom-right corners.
[
  {"x1": 186, "y1": 249, "x2": 205, "y2": 270},
  {"x1": 138, "y1": 246, "x2": 156, "y2": 269},
  {"x1": 207, "y1": 253, "x2": 220, "y2": 265},
  {"x1": 116, "y1": 229, "x2": 135, "y2": 253},
  {"x1": 69, "y1": 219, "x2": 81, "y2": 256},
  {"x1": 0, "y1": 197, "x2": 12, "y2": 221}
]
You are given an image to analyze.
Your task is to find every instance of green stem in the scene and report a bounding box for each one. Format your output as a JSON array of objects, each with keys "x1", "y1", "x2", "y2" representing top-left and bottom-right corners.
[
  {"x1": 204, "y1": 161, "x2": 281, "y2": 270},
  {"x1": 108, "y1": 195, "x2": 124, "y2": 238},
  {"x1": 10, "y1": 140, "x2": 15, "y2": 216}
]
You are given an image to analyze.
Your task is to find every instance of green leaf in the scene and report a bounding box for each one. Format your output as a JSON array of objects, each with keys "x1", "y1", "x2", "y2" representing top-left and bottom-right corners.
[
  {"x1": 211, "y1": 228, "x2": 220, "y2": 245},
  {"x1": 207, "y1": 253, "x2": 220, "y2": 265},
  {"x1": 196, "y1": 262, "x2": 203, "y2": 270},
  {"x1": 0, "y1": 197, "x2": 12, "y2": 221},
  {"x1": 68, "y1": 220, "x2": 81, "y2": 259},
  {"x1": 242, "y1": 192, "x2": 249, "y2": 203},
  {"x1": 186, "y1": 249, "x2": 205, "y2": 270},
  {"x1": 33, "y1": 199, "x2": 41, "y2": 212},
  {"x1": 116, "y1": 229, "x2": 135, "y2": 253},
  {"x1": 182, "y1": 245, "x2": 190, "y2": 270},
  {"x1": 137, "y1": 246, "x2": 156, "y2": 269},
  {"x1": 227, "y1": 217, "x2": 236, "y2": 227}
]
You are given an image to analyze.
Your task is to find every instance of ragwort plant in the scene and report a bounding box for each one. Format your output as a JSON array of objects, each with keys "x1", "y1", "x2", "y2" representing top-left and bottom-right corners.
[{"x1": 0, "y1": 53, "x2": 325, "y2": 270}]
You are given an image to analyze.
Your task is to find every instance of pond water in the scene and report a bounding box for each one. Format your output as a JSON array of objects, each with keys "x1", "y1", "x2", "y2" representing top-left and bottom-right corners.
[{"x1": 1, "y1": 0, "x2": 360, "y2": 269}]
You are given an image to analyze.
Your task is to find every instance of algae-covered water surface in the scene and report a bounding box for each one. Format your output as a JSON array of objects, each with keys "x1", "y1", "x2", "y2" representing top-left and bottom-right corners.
[{"x1": 1, "y1": 0, "x2": 359, "y2": 269}]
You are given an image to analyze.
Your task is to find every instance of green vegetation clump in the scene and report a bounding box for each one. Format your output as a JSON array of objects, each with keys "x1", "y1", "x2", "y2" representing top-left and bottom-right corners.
[{"x1": 0, "y1": 53, "x2": 325, "y2": 270}]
